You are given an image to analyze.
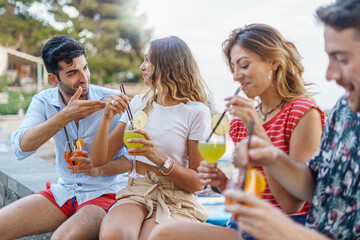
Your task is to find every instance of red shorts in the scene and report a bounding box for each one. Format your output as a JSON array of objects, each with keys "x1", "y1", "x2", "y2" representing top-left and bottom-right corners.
[{"x1": 38, "y1": 182, "x2": 116, "y2": 218}]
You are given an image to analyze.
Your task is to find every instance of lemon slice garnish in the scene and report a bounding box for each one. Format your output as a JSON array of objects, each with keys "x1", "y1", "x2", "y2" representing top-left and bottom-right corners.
[
  {"x1": 132, "y1": 110, "x2": 148, "y2": 130},
  {"x1": 211, "y1": 113, "x2": 230, "y2": 136},
  {"x1": 76, "y1": 138, "x2": 84, "y2": 150}
]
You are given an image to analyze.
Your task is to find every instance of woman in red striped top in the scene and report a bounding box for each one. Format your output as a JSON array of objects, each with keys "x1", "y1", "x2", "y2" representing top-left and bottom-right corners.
[
  {"x1": 222, "y1": 24, "x2": 325, "y2": 223},
  {"x1": 148, "y1": 24, "x2": 325, "y2": 240}
]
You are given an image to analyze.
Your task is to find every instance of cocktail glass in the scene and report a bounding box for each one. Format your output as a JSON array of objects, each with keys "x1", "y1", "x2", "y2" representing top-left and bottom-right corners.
[
  {"x1": 64, "y1": 139, "x2": 85, "y2": 190},
  {"x1": 123, "y1": 123, "x2": 146, "y2": 178},
  {"x1": 195, "y1": 132, "x2": 226, "y2": 197}
]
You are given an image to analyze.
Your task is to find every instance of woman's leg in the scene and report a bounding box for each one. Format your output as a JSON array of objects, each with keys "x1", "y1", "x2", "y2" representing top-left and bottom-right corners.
[
  {"x1": 99, "y1": 203, "x2": 147, "y2": 240},
  {"x1": 148, "y1": 220, "x2": 240, "y2": 240},
  {"x1": 139, "y1": 217, "x2": 158, "y2": 240}
]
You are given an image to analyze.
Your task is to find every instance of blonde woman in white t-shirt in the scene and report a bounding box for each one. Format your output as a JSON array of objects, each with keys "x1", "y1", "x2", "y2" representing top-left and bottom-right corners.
[{"x1": 91, "y1": 36, "x2": 210, "y2": 240}]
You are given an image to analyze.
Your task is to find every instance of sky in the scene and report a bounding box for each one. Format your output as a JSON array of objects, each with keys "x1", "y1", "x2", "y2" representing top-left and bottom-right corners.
[{"x1": 137, "y1": 0, "x2": 342, "y2": 112}]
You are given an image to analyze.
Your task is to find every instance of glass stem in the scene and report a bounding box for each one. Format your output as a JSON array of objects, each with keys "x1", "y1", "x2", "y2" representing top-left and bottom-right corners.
[
  {"x1": 132, "y1": 156, "x2": 137, "y2": 173},
  {"x1": 236, "y1": 221, "x2": 243, "y2": 240}
]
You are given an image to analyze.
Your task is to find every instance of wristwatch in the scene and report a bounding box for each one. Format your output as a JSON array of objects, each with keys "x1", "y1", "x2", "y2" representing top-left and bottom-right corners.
[{"x1": 159, "y1": 157, "x2": 172, "y2": 171}]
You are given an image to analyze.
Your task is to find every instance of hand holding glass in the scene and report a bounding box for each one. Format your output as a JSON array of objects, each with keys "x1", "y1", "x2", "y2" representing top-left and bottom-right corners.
[
  {"x1": 195, "y1": 131, "x2": 226, "y2": 197},
  {"x1": 64, "y1": 139, "x2": 85, "y2": 190}
]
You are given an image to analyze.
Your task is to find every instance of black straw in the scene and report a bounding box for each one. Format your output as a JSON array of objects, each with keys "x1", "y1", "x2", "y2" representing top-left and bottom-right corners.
[
  {"x1": 119, "y1": 84, "x2": 134, "y2": 128},
  {"x1": 64, "y1": 126, "x2": 72, "y2": 153},
  {"x1": 206, "y1": 87, "x2": 242, "y2": 142},
  {"x1": 240, "y1": 120, "x2": 254, "y2": 190},
  {"x1": 64, "y1": 126, "x2": 75, "y2": 165}
]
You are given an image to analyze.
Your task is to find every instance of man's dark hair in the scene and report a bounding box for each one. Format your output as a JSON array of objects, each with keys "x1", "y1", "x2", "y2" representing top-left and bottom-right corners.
[
  {"x1": 316, "y1": 0, "x2": 360, "y2": 33},
  {"x1": 41, "y1": 35, "x2": 87, "y2": 78}
]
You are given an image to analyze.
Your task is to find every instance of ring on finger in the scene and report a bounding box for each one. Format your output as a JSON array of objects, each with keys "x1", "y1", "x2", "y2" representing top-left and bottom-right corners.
[{"x1": 111, "y1": 99, "x2": 116, "y2": 105}]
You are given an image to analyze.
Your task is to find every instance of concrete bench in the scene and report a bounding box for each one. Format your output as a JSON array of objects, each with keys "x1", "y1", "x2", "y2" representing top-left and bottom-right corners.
[{"x1": 0, "y1": 146, "x2": 58, "y2": 240}]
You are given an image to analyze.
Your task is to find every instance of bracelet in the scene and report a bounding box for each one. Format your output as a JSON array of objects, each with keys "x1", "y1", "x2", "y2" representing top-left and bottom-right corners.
[{"x1": 160, "y1": 158, "x2": 175, "y2": 176}]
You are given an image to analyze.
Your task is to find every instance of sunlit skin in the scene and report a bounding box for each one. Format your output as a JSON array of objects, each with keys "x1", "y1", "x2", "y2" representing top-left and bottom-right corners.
[
  {"x1": 140, "y1": 46, "x2": 155, "y2": 87},
  {"x1": 325, "y1": 26, "x2": 360, "y2": 113},
  {"x1": 49, "y1": 55, "x2": 90, "y2": 105},
  {"x1": 230, "y1": 45, "x2": 277, "y2": 102}
]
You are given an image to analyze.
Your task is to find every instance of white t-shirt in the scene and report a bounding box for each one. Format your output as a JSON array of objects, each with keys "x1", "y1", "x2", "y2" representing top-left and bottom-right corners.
[{"x1": 120, "y1": 94, "x2": 210, "y2": 167}]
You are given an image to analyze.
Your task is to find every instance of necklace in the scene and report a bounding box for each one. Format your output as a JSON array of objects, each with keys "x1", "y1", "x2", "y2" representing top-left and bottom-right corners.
[{"x1": 258, "y1": 100, "x2": 286, "y2": 121}]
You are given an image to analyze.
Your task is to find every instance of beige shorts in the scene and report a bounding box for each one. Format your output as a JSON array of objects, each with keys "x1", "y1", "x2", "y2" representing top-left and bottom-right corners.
[{"x1": 114, "y1": 170, "x2": 208, "y2": 224}]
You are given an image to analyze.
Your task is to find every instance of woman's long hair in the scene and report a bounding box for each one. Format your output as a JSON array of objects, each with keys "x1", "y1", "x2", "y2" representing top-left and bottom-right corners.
[
  {"x1": 222, "y1": 23, "x2": 313, "y2": 102},
  {"x1": 143, "y1": 36, "x2": 208, "y2": 113}
]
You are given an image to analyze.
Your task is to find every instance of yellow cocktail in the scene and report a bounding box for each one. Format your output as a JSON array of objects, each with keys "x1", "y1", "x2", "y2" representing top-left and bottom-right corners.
[
  {"x1": 198, "y1": 142, "x2": 226, "y2": 164},
  {"x1": 123, "y1": 130, "x2": 146, "y2": 149}
]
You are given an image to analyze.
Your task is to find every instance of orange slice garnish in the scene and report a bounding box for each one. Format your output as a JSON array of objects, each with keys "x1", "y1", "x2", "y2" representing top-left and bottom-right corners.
[
  {"x1": 244, "y1": 167, "x2": 266, "y2": 197},
  {"x1": 76, "y1": 138, "x2": 84, "y2": 150}
]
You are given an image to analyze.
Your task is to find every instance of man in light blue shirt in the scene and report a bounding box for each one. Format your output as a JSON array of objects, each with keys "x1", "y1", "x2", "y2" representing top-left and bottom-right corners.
[{"x1": 0, "y1": 35, "x2": 131, "y2": 239}]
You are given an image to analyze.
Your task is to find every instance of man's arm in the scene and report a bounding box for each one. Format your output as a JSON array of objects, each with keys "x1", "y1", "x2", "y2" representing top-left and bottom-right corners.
[
  {"x1": 20, "y1": 110, "x2": 71, "y2": 152},
  {"x1": 234, "y1": 135, "x2": 316, "y2": 202},
  {"x1": 264, "y1": 148, "x2": 316, "y2": 202},
  {"x1": 19, "y1": 87, "x2": 105, "y2": 153},
  {"x1": 224, "y1": 189, "x2": 331, "y2": 240}
]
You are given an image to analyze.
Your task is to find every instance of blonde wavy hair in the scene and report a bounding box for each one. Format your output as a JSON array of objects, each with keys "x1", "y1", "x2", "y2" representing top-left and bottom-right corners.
[
  {"x1": 143, "y1": 36, "x2": 208, "y2": 113},
  {"x1": 222, "y1": 23, "x2": 313, "y2": 102}
]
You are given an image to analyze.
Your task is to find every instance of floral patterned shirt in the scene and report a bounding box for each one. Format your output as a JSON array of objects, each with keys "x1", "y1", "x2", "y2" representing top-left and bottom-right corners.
[{"x1": 306, "y1": 97, "x2": 360, "y2": 239}]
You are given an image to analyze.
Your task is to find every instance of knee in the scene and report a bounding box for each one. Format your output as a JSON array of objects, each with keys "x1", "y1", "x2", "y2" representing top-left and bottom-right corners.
[
  {"x1": 51, "y1": 228, "x2": 77, "y2": 240},
  {"x1": 100, "y1": 225, "x2": 135, "y2": 240},
  {"x1": 149, "y1": 223, "x2": 175, "y2": 240}
]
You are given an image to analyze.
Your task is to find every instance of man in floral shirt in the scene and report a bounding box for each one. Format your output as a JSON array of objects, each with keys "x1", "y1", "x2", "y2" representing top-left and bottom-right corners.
[{"x1": 223, "y1": 0, "x2": 360, "y2": 239}]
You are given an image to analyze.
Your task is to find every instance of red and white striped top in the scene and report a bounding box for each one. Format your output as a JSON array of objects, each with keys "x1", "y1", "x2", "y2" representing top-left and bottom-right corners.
[{"x1": 229, "y1": 97, "x2": 325, "y2": 216}]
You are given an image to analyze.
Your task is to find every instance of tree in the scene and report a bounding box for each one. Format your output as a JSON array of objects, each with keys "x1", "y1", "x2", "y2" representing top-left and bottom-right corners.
[
  {"x1": 46, "y1": 0, "x2": 152, "y2": 84},
  {"x1": 0, "y1": 0, "x2": 61, "y2": 55},
  {"x1": 0, "y1": 0, "x2": 152, "y2": 84}
]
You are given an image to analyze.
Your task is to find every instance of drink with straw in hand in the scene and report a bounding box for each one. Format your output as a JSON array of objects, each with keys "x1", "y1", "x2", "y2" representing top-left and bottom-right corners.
[
  {"x1": 123, "y1": 110, "x2": 148, "y2": 178},
  {"x1": 64, "y1": 138, "x2": 85, "y2": 190},
  {"x1": 225, "y1": 167, "x2": 266, "y2": 214},
  {"x1": 195, "y1": 113, "x2": 230, "y2": 197},
  {"x1": 225, "y1": 166, "x2": 266, "y2": 240},
  {"x1": 64, "y1": 138, "x2": 85, "y2": 166}
]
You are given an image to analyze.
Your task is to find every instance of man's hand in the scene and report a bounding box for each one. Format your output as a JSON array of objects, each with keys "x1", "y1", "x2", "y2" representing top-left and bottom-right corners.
[
  {"x1": 67, "y1": 149, "x2": 95, "y2": 175},
  {"x1": 233, "y1": 135, "x2": 280, "y2": 168},
  {"x1": 63, "y1": 87, "x2": 106, "y2": 121}
]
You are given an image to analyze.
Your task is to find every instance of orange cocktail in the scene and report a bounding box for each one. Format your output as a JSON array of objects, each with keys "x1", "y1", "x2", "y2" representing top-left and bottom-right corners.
[
  {"x1": 64, "y1": 139, "x2": 85, "y2": 166},
  {"x1": 225, "y1": 167, "x2": 266, "y2": 218}
]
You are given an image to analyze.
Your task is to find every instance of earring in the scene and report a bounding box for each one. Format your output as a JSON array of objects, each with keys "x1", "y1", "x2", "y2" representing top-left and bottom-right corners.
[
  {"x1": 269, "y1": 69, "x2": 273, "y2": 87},
  {"x1": 269, "y1": 69, "x2": 272, "y2": 80}
]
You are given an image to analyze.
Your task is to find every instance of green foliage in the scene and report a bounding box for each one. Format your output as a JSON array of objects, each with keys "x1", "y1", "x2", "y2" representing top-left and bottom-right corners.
[
  {"x1": 0, "y1": 91, "x2": 35, "y2": 115},
  {"x1": 50, "y1": 0, "x2": 152, "y2": 83},
  {"x1": 0, "y1": 0, "x2": 151, "y2": 84},
  {"x1": 0, "y1": 74, "x2": 9, "y2": 92},
  {"x1": 21, "y1": 91, "x2": 36, "y2": 112},
  {"x1": 0, "y1": 1, "x2": 60, "y2": 55},
  {"x1": 0, "y1": 91, "x2": 20, "y2": 115}
]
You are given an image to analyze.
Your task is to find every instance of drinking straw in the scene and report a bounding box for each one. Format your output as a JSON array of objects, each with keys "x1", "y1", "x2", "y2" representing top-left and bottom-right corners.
[
  {"x1": 240, "y1": 120, "x2": 254, "y2": 190},
  {"x1": 206, "y1": 87, "x2": 242, "y2": 142},
  {"x1": 64, "y1": 126, "x2": 71, "y2": 152},
  {"x1": 64, "y1": 126, "x2": 76, "y2": 165},
  {"x1": 119, "y1": 84, "x2": 134, "y2": 128}
]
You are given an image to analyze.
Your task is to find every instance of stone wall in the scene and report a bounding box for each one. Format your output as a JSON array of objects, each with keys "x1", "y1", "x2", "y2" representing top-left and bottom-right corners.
[{"x1": 0, "y1": 149, "x2": 58, "y2": 239}]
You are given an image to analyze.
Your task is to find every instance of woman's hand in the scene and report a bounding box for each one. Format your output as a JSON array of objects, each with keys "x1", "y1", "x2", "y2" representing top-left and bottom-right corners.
[
  {"x1": 197, "y1": 160, "x2": 228, "y2": 191},
  {"x1": 103, "y1": 93, "x2": 130, "y2": 120},
  {"x1": 225, "y1": 95, "x2": 260, "y2": 130},
  {"x1": 126, "y1": 129, "x2": 167, "y2": 166}
]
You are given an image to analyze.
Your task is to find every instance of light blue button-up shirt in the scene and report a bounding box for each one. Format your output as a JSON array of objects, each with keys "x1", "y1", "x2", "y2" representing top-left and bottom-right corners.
[{"x1": 11, "y1": 85, "x2": 128, "y2": 206}]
